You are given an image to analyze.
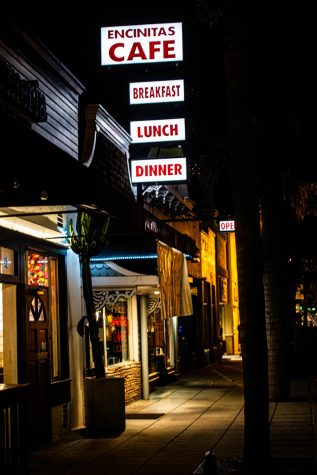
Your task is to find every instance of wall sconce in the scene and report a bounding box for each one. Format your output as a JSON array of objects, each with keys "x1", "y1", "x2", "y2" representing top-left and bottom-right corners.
[
  {"x1": 40, "y1": 190, "x2": 48, "y2": 201},
  {"x1": 12, "y1": 178, "x2": 20, "y2": 189}
]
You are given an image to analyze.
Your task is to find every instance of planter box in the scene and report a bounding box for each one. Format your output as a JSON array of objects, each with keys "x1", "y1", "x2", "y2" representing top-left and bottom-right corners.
[{"x1": 84, "y1": 377, "x2": 125, "y2": 432}]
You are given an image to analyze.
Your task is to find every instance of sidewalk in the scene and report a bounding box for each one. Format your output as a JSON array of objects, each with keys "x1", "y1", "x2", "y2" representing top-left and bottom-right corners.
[{"x1": 28, "y1": 357, "x2": 317, "y2": 474}]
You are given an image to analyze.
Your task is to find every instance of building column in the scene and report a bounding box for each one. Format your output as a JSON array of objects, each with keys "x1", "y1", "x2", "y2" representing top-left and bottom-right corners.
[{"x1": 140, "y1": 295, "x2": 150, "y2": 400}]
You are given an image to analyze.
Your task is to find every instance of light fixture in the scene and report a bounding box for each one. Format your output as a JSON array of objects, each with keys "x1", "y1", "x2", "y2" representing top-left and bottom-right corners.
[
  {"x1": 12, "y1": 178, "x2": 20, "y2": 189},
  {"x1": 40, "y1": 190, "x2": 48, "y2": 201}
]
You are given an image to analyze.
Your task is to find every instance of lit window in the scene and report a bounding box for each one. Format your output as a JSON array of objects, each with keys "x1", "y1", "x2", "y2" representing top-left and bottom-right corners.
[
  {"x1": 97, "y1": 298, "x2": 130, "y2": 367},
  {"x1": 27, "y1": 253, "x2": 49, "y2": 286}
]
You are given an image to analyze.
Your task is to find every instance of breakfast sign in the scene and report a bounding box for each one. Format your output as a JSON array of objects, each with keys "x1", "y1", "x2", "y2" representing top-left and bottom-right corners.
[
  {"x1": 129, "y1": 79, "x2": 184, "y2": 105},
  {"x1": 101, "y1": 21, "x2": 187, "y2": 184}
]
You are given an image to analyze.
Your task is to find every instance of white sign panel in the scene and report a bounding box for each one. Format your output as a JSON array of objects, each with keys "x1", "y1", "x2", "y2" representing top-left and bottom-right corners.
[
  {"x1": 219, "y1": 220, "x2": 236, "y2": 232},
  {"x1": 130, "y1": 118, "x2": 185, "y2": 144},
  {"x1": 131, "y1": 157, "x2": 187, "y2": 183},
  {"x1": 101, "y1": 22, "x2": 183, "y2": 65},
  {"x1": 129, "y1": 80, "x2": 185, "y2": 104}
]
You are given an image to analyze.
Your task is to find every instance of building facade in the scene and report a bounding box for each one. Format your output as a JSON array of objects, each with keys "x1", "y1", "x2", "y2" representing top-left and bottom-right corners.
[{"x1": 0, "y1": 15, "x2": 240, "y2": 452}]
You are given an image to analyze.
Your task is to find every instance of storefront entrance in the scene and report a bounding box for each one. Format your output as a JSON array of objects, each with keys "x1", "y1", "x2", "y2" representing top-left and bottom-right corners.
[
  {"x1": 0, "y1": 283, "x2": 18, "y2": 384},
  {"x1": 24, "y1": 285, "x2": 51, "y2": 447}
]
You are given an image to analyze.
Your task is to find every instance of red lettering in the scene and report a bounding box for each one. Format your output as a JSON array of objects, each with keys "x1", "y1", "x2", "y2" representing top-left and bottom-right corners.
[
  {"x1": 158, "y1": 164, "x2": 166, "y2": 175},
  {"x1": 163, "y1": 40, "x2": 176, "y2": 58},
  {"x1": 149, "y1": 165, "x2": 156, "y2": 176},
  {"x1": 127, "y1": 42, "x2": 147, "y2": 61},
  {"x1": 170, "y1": 123, "x2": 178, "y2": 135},
  {"x1": 149, "y1": 41, "x2": 161, "y2": 59},
  {"x1": 136, "y1": 166, "x2": 143, "y2": 177},
  {"x1": 175, "y1": 163, "x2": 182, "y2": 175},
  {"x1": 109, "y1": 43, "x2": 124, "y2": 62}
]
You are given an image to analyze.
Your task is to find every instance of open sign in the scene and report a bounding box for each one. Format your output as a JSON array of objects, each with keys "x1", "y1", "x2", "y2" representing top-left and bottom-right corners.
[{"x1": 219, "y1": 220, "x2": 235, "y2": 232}]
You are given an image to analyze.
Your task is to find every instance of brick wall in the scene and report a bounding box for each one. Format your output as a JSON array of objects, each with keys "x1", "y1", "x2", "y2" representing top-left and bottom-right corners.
[{"x1": 106, "y1": 361, "x2": 142, "y2": 405}]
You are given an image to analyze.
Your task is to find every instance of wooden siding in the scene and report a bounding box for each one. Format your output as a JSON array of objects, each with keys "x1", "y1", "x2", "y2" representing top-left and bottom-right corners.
[{"x1": 0, "y1": 17, "x2": 85, "y2": 159}]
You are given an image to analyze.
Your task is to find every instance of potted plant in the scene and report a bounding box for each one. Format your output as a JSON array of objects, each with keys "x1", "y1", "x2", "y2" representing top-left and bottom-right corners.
[{"x1": 67, "y1": 211, "x2": 125, "y2": 431}]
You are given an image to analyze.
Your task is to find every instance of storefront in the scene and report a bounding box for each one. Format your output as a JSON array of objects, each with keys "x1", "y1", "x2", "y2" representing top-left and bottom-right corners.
[
  {"x1": 216, "y1": 231, "x2": 240, "y2": 356},
  {"x1": 90, "y1": 257, "x2": 159, "y2": 401},
  {"x1": 89, "y1": 237, "x2": 194, "y2": 398},
  {"x1": 0, "y1": 226, "x2": 70, "y2": 447}
]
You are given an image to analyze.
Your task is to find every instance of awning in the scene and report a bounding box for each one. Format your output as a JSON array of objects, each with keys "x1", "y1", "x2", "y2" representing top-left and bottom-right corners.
[{"x1": 1, "y1": 112, "x2": 144, "y2": 233}]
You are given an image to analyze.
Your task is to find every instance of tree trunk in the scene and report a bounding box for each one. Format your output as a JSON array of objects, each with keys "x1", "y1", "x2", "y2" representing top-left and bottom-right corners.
[
  {"x1": 82, "y1": 254, "x2": 105, "y2": 378},
  {"x1": 261, "y1": 177, "x2": 290, "y2": 401},
  {"x1": 223, "y1": 1, "x2": 270, "y2": 467},
  {"x1": 256, "y1": 7, "x2": 293, "y2": 401}
]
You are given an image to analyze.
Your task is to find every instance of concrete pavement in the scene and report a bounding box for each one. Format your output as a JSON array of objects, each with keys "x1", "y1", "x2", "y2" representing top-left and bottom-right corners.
[{"x1": 28, "y1": 356, "x2": 317, "y2": 474}]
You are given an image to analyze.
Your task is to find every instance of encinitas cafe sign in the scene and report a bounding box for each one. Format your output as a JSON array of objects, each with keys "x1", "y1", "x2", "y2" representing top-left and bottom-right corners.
[
  {"x1": 101, "y1": 21, "x2": 187, "y2": 185},
  {"x1": 101, "y1": 22, "x2": 183, "y2": 65}
]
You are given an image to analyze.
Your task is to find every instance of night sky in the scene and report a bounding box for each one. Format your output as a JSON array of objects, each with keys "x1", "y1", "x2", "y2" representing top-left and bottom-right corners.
[
  {"x1": 3, "y1": 2, "x2": 222, "y2": 138},
  {"x1": 3, "y1": 2, "x2": 315, "y2": 147},
  {"x1": 2, "y1": 2, "x2": 316, "y2": 212}
]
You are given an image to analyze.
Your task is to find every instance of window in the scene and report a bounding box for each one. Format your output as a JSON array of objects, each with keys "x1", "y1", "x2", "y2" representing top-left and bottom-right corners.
[
  {"x1": 26, "y1": 251, "x2": 60, "y2": 380},
  {"x1": 147, "y1": 308, "x2": 165, "y2": 374},
  {"x1": 27, "y1": 252, "x2": 49, "y2": 286},
  {"x1": 96, "y1": 298, "x2": 130, "y2": 367},
  {"x1": 0, "y1": 247, "x2": 16, "y2": 276}
]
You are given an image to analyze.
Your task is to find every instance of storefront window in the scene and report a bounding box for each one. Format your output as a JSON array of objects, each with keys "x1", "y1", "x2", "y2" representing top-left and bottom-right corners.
[
  {"x1": 147, "y1": 308, "x2": 165, "y2": 374},
  {"x1": 97, "y1": 298, "x2": 129, "y2": 366},
  {"x1": 27, "y1": 253, "x2": 49, "y2": 286}
]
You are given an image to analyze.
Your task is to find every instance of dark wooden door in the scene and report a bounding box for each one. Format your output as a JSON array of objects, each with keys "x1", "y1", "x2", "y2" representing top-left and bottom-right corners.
[{"x1": 24, "y1": 286, "x2": 51, "y2": 447}]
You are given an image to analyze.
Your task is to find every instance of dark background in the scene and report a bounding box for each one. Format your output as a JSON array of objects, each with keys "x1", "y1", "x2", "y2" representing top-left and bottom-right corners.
[{"x1": 2, "y1": 1, "x2": 316, "y2": 215}]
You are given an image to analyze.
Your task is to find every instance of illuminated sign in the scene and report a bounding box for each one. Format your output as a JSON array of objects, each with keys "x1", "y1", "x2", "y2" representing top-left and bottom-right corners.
[
  {"x1": 131, "y1": 157, "x2": 187, "y2": 183},
  {"x1": 0, "y1": 247, "x2": 15, "y2": 275},
  {"x1": 219, "y1": 220, "x2": 236, "y2": 232},
  {"x1": 129, "y1": 79, "x2": 184, "y2": 104},
  {"x1": 130, "y1": 118, "x2": 185, "y2": 143},
  {"x1": 101, "y1": 22, "x2": 183, "y2": 65}
]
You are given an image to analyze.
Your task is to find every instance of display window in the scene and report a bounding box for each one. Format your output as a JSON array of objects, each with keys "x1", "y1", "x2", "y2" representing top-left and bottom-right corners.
[
  {"x1": 97, "y1": 297, "x2": 130, "y2": 366},
  {"x1": 147, "y1": 307, "x2": 165, "y2": 374}
]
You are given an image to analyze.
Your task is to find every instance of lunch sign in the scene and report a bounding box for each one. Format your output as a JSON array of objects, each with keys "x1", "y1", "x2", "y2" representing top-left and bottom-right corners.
[{"x1": 101, "y1": 22, "x2": 187, "y2": 184}]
